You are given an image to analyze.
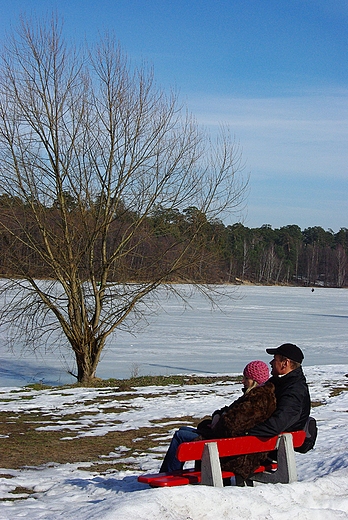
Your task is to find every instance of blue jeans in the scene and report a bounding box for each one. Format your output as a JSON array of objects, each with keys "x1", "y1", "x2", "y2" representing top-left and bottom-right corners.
[{"x1": 160, "y1": 426, "x2": 199, "y2": 472}]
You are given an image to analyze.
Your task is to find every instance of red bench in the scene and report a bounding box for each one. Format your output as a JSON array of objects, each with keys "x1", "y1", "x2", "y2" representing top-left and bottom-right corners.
[{"x1": 138, "y1": 430, "x2": 306, "y2": 487}]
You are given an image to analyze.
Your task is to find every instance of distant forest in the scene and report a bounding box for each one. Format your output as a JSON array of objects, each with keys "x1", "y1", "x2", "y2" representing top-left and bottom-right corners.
[{"x1": 0, "y1": 194, "x2": 347, "y2": 288}]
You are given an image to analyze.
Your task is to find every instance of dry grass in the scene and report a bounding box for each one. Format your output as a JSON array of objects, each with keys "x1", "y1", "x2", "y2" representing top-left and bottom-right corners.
[
  {"x1": 0, "y1": 409, "x2": 198, "y2": 472},
  {"x1": 68, "y1": 374, "x2": 239, "y2": 390},
  {"x1": 0, "y1": 369, "x2": 208, "y2": 478},
  {"x1": 0, "y1": 374, "x2": 235, "y2": 472}
]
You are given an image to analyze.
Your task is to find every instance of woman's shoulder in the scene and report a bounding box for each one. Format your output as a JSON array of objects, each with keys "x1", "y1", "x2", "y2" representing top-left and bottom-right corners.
[{"x1": 249, "y1": 381, "x2": 275, "y2": 397}]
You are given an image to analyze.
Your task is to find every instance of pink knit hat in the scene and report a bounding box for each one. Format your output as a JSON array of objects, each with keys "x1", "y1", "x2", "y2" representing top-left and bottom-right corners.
[{"x1": 243, "y1": 360, "x2": 270, "y2": 385}]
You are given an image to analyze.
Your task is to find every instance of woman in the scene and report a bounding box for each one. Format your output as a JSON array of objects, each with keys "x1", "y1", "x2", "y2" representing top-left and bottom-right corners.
[{"x1": 160, "y1": 360, "x2": 276, "y2": 480}]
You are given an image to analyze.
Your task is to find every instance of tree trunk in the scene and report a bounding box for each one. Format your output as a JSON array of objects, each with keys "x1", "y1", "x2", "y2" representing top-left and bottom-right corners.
[{"x1": 73, "y1": 338, "x2": 105, "y2": 383}]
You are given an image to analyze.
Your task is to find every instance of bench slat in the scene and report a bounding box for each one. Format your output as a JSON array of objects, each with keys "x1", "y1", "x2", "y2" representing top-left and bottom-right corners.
[{"x1": 176, "y1": 431, "x2": 305, "y2": 461}]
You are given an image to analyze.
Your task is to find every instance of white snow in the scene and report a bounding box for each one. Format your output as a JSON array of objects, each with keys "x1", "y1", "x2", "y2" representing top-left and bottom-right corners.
[
  {"x1": 0, "y1": 285, "x2": 347, "y2": 518},
  {"x1": 0, "y1": 366, "x2": 347, "y2": 519}
]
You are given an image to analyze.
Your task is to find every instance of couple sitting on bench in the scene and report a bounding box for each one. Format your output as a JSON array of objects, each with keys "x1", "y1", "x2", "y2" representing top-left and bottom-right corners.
[{"x1": 159, "y1": 343, "x2": 312, "y2": 483}]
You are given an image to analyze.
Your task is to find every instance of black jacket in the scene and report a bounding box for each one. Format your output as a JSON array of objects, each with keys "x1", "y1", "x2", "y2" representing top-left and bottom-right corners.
[{"x1": 248, "y1": 366, "x2": 310, "y2": 437}]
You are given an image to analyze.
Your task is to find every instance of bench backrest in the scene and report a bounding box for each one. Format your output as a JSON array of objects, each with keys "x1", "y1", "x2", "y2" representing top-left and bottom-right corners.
[{"x1": 176, "y1": 431, "x2": 306, "y2": 462}]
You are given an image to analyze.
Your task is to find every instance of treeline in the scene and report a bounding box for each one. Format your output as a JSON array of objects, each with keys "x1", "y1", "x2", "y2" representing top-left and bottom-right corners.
[
  {"x1": 224, "y1": 222, "x2": 347, "y2": 287},
  {"x1": 0, "y1": 194, "x2": 347, "y2": 287}
]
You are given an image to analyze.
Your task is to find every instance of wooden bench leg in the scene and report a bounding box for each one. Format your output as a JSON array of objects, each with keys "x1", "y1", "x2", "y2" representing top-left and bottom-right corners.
[
  {"x1": 251, "y1": 433, "x2": 298, "y2": 484},
  {"x1": 200, "y1": 442, "x2": 224, "y2": 487}
]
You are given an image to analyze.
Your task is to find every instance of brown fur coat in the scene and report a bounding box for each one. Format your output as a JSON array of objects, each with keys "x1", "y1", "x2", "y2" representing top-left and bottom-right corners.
[{"x1": 197, "y1": 381, "x2": 276, "y2": 479}]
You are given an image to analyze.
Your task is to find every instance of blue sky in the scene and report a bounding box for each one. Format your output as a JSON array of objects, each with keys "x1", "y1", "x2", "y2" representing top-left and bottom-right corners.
[{"x1": 1, "y1": 0, "x2": 347, "y2": 232}]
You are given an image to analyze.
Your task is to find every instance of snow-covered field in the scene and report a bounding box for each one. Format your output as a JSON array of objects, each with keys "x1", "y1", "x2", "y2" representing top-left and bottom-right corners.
[
  {"x1": 0, "y1": 285, "x2": 347, "y2": 519},
  {"x1": 0, "y1": 364, "x2": 347, "y2": 519}
]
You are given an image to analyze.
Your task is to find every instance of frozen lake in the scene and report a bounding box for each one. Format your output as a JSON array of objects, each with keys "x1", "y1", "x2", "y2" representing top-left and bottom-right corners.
[{"x1": 0, "y1": 285, "x2": 347, "y2": 386}]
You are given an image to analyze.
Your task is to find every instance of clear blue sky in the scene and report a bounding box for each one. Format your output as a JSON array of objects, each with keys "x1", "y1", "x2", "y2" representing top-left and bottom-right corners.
[{"x1": 1, "y1": 0, "x2": 347, "y2": 231}]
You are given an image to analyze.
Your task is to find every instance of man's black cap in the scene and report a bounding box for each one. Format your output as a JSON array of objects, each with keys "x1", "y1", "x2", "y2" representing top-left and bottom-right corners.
[{"x1": 266, "y1": 343, "x2": 304, "y2": 363}]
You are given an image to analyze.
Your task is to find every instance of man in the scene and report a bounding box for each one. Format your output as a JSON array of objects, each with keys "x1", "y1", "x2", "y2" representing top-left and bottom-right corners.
[{"x1": 248, "y1": 343, "x2": 311, "y2": 437}]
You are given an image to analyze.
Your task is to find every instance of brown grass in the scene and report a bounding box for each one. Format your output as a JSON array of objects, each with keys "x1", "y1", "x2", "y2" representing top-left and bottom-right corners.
[
  {"x1": 0, "y1": 410, "x2": 197, "y2": 472},
  {"x1": 0, "y1": 374, "x2": 238, "y2": 475}
]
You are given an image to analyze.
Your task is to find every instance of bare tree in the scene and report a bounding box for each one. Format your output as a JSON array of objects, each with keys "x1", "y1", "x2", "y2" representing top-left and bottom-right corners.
[{"x1": 0, "y1": 16, "x2": 247, "y2": 383}]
